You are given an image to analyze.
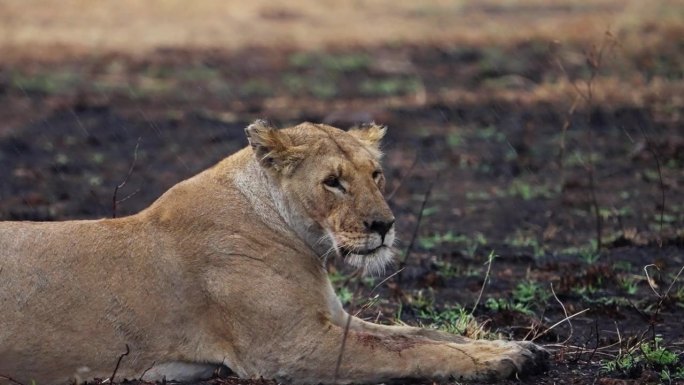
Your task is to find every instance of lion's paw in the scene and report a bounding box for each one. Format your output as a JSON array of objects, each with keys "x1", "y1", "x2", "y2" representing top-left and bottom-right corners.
[{"x1": 480, "y1": 340, "x2": 549, "y2": 380}]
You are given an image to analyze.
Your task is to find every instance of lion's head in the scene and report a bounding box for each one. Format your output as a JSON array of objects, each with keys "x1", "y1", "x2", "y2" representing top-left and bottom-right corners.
[{"x1": 245, "y1": 120, "x2": 395, "y2": 275}]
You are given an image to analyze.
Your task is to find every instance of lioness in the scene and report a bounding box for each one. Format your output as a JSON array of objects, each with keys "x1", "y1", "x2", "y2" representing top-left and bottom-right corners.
[{"x1": 0, "y1": 121, "x2": 547, "y2": 384}]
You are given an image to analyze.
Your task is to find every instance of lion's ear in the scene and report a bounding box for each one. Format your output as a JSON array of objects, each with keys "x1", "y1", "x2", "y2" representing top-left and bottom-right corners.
[
  {"x1": 348, "y1": 122, "x2": 387, "y2": 149},
  {"x1": 245, "y1": 120, "x2": 305, "y2": 174}
]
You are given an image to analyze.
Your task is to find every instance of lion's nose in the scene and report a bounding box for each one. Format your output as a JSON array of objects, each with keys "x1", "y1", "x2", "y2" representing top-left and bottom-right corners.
[{"x1": 364, "y1": 219, "x2": 395, "y2": 240}]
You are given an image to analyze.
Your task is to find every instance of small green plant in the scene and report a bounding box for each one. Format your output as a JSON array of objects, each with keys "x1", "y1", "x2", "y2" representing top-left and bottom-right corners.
[
  {"x1": 601, "y1": 337, "x2": 683, "y2": 381},
  {"x1": 465, "y1": 191, "x2": 492, "y2": 200},
  {"x1": 484, "y1": 280, "x2": 549, "y2": 316},
  {"x1": 572, "y1": 283, "x2": 599, "y2": 297},
  {"x1": 601, "y1": 353, "x2": 641, "y2": 377},
  {"x1": 660, "y1": 366, "x2": 684, "y2": 382},
  {"x1": 407, "y1": 289, "x2": 435, "y2": 310},
  {"x1": 434, "y1": 260, "x2": 460, "y2": 279},
  {"x1": 418, "y1": 304, "x2": 479, "y2": 336},
  {"x1": 328, "y1": 271, "x2": 349, "y2": 284},
  {"x1": 559, "y1": 241, "x2": 600, "y2": 263},
  {"x1": 578, "y1": 240, "x2": 600, "y2": 263},
  {"x1": 447, "y1": 132, "x2": 463, "y2": 148},
  {"x1": 513, "y1": 281, "x2": 550, "y2": 305},
  {"x1": 484, "y1": 297, "x2": 533, "y2": 315},
  {"x1": 419, "y1": 231, "x2": 450, "y2": 249},
  {"x1": 502, "y1": 180, "x2": 558, "y2": 201},
  {"x1": 580, "y1": 251, "x2": 600, "y2": 264},
  {"x1": 420, "y1": 206, "x2": 438, "y2": 217},
  {"x1": 614, "y1": 261, "x2": 633, "y2": 271},
  {"x1": 565, "y1": 150, "x2": 604, "y2": 168},
  {"x1": 337, "y1": 286, "x2": 353, "y2": 305},
  {"x1": 419, "y1": 231, "x2": 487, "y2": 257},
  {"x1": 475, "y1": 125, "x2": 507, "y2": 142},
  {"x1": 506, "y1": 232, "x2": 545, "y2": 258},
  {"x1": 641, "y1": 337, "x2": 678, "y2": 367},
  {"x1": 643, "y1": 337, "x2": 683, "y2": 382},
  {"x1": 619, "y1": 277, "x2": 639, "y2": 295}
]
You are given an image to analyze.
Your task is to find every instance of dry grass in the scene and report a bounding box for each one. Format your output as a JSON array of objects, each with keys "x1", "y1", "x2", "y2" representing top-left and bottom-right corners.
[{"x1": 0, "y1": 0, "x2": 682, "y2": 61}]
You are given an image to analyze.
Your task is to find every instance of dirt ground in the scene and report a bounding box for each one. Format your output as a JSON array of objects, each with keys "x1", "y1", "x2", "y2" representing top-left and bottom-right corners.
[{"x1": 1, "y1": 1, "x2": 683, "y2": 384}]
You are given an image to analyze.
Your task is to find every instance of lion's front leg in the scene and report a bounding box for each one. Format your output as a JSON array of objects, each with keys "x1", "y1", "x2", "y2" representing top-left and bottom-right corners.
[
  {"x1": 343, "y1": 314, "x2": 548, "y2": 379},
  {"x1": 347, "y1": 315, "x2": 470, "y2": 343},
  {"x1": 271, "y1": 320, "x2": 548, "y2": 384}
]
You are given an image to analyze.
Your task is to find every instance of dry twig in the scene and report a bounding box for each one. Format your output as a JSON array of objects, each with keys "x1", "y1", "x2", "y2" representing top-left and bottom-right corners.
[
  {"x1": 333, "y1": 276, "x2": 362, "y2": 384},
  {"x1": 552, "y1": 31, "x2": 618, "y2": 252},
  {"x1": 641, "y1": 264, "x2": 684, "y2": 343},
  {"x1": 138, "y1": 361, "x2": 156, "y2": 381},
  {"x1": 106, "y1": 344, "x2": 130, "y2": 384},
  {"x1": 637, "y1": 123, "x2": 666, "y2": 246},
  {"x1": 531, "y1": 308, "x2": 589, "y2": 342},
  {"x1": 549, "y1": 282, "x2": 574, "y2": 345},
  {"x1": 387, "y1": 154, "x2": 419, "y2": 202},
  {"x1": 397, "y1": 180, "x2": 434, "y2": 285},
  {"x1": 0, "y1": 375, "x2": 26, "y2": 385},
  {"x1": 112, "y1": 138, "x2": 141, "y2": 218},
  {"x1": 469, "y1": 251, "x2": 496, "y2": 316}
]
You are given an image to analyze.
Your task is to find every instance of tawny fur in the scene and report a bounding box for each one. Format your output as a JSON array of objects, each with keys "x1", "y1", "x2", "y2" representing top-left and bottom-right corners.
[{"x1": 0, "y1": 122, "x2": 547, "y2": 384}]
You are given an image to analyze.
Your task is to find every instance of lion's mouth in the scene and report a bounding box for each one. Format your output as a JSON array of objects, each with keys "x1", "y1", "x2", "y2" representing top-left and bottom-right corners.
[
  {"x1": 340, "y1": 245, "x2": 386, "y2": 256},
  {"x1": 340, "y1": 244, "x2": 395, "y2": 276}
]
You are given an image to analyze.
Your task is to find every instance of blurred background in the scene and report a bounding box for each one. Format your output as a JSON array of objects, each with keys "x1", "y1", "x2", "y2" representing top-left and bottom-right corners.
[{"x1": 1, "y1": 1, "x2": 683, "y2": 384}]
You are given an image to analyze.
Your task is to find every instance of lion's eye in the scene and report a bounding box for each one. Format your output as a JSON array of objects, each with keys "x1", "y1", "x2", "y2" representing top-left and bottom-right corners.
[
  {"x1": 323, "y1": 175, "x2": 345, "y2": 192},
  {"x1": 372, "y1": 170, "x2": 382, "y2": 180}
]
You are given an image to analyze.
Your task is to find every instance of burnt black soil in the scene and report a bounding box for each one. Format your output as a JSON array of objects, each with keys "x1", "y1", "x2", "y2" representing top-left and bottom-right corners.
[{"x1": 1, "y1": 43, "x2": 683, "y2": 384}]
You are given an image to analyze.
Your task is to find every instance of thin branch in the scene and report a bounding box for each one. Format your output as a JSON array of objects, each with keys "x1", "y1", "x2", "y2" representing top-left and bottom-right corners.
[
  {"x1": 387, "y1": 155, "x2": 419, "y2": 202},
  {"x1": 0, "y1": 375, "x2": 26, "y2": 385},
  {"x1": 651, "y1": 265, "x2": 684, "y2": 329},
  {"x1": 353, "y1": 295, "x2": 380, "y2": 318},
  {"x1": 586, "y1": 319, "x2": 600, "y2": 364},
  {"x1": 643, "y1": 264, "x2": 661, "y2": 298},
  {"x1": 333, "y1": 312, "x2": 353, "y2": 385},
  {"x1": 550, "y1": 282, "x2": 574, "y2": 344},
  {"x1": 469, "y1": 251, "x2": 496, "y2": 316},
  {"x1": 613, "y1": 321, "x2": 626, "y2": 359},
  {"x1": 138, "y1": 361, "x2": 156, "y2": 381},
  {"x1": 641, "y1": 264, "x2": 683, "y2": 344},
  {"x1": 370, "y1": 267, "x2": 405, "y2": 295},
  {"x1": 112, "y1": 138, "x2": 141, "y2": 218},
  {"x1": 115, "y1": 189, "x2": 141, "y2": 205},
  {"x1": 661, "y1": 266, "x2": 684, "y2": 299},
  {"x1": 550, "y1": 40, "x2": 581, "y2": 187},
  {"x1": 557, "y1": 95, "x2": 580, "y2": 184},
  {"x1": 551, "y1": 32, "x2": 620, "y2": 253},
  {"x1": 542, "y1": 345, "x2": 618, "y2": 359},
  {"x1": 333, "y1": 276, "x2": 361, "y2": 384},
  {"x1": 637, "y1": 123, "x2": 666, "y2": 247},
  {"x1": 531, "y1": 308, "x2": 590, "y2": 342},
  {"x1": 397, "y1": 180, "x2": 434, "y2": 285},
  {"x1": 107, "y1": 344, "x2": 130, "y2": 384}
]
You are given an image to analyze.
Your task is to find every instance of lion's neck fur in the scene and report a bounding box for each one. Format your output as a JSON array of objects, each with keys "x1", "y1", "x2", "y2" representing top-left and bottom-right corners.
[
  {"x1": 227, "y1": 149, "x2": 330, "y2": 260},
  {"x1": 230, "y1": 152, "x2": 291, "y2": 235}
]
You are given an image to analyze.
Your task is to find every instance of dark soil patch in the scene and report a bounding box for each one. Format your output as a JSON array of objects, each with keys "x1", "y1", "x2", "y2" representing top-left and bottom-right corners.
[{"x1": 1, "y1": 43, "x2": 683, "y2": 384}]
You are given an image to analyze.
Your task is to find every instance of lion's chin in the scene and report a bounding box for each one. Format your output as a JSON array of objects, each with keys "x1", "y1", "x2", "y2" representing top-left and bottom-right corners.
[{"x1": 344, "y1": 246, "x2": 395, "y2": 276}]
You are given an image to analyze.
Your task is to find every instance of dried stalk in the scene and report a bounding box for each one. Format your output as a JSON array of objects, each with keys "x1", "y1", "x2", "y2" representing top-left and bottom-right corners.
[{"x1": 112, "y1": 138, "x2": 141, "y2": 218}]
